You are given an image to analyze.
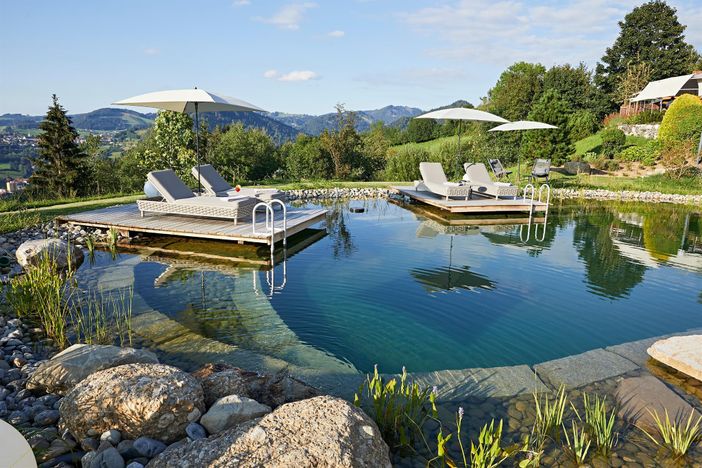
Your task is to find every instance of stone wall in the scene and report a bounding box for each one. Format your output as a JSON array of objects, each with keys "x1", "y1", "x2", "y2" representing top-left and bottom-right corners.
[{"x1": 617, "y1": 124, "x2": 660, "y2": 139}]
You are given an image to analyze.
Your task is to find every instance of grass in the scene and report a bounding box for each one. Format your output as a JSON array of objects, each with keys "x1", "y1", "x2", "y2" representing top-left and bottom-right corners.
[
  {"x1": 573, "y1": 132, "x2": 648, "y2": 157},
  {"x1": 0, "y1": 192, "x2": 141, "y2": 213},
  {"x1": 574, "y1": 394, "x2": 617, "y2": 455}
]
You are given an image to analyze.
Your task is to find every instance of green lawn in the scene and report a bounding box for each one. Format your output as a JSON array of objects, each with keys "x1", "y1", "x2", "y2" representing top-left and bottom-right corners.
[
  {"x1": 0, "y1": 193, "x2": 141, "y2": 213},
  {"x1": 574, "y1": 131, "x2": 648, "y2": 156}
]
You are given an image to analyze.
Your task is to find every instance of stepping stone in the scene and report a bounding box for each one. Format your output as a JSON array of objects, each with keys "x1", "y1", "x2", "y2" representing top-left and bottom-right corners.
[
  {"x1": 533, "y1": 348, "x2": 639, "y2": 389},
  {"x1": 615, "y1": 375, "x2": 700, "y2": 432},
  {"x1": 648, "y1": 335, "x2": 702, "y2": 382}
]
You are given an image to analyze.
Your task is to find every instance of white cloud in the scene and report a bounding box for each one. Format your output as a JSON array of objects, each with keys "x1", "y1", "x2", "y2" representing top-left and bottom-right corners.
[
  {"x1": 398, "y1": 0, "x2": 644, "y2": 67},
  {"x1": 232, "y1": 0, "x2": 250, "y2": 6},
  {"x1": 143, "y1": 47, "x2": 160, "y2": 56},
  {"x1": 328, "y1": 30, "x2": 345, "y2": 38},
  {"x1": 279, "y1": 70, "x2": 320, "y2": 81},
  {"x1": 263, "y1": 69, "x2": 320, "y2": 81},
  {"x1": 257, "y1": 2, "x2": 317, "y2": 30}
]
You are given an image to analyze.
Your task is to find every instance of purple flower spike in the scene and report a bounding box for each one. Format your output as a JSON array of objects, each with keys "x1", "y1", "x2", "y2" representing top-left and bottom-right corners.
[
  {"x1": 458, "y1": 406, "x2": 464, "y2": 418},
  {"x1": 432, "y1": 385, "x2": 438, "y2": 395}
]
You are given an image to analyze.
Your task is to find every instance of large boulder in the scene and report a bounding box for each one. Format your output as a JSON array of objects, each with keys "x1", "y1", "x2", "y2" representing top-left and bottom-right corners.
[
  {"x1": 200, "y1": 395, "x2": 271, "y2": 434},
  {"x1": 27, "y1": 344, "x2": 159, "y2": 395},
  {"x1": 60, "y1": 363, "x2": 204, "y2": 443},
  {"x1": 16, "y1": 238, "x2": 84, "y2": 271},
  {"x1": 648, "y1": 335, "x2": 702, "y2": 382},
  {"x1": 149, "y1": 395, "x2": 391, "y2": 467},
  {"x1": 192, "y1": 363, "x2": 319, "y2": 408}
]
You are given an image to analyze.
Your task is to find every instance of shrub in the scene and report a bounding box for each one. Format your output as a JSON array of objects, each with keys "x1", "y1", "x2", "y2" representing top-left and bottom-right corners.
[
  {"x1": 659, "y1": 94, "x2": 702, "y2": 143},
  {"x1": 661, "y1": 140, "x2": 695, "y2": 179},
  {"x1": 603, "y1": 112, "x2": 625, "y2": 128},
  {"x1": 384, "y1": 146, "x2": 429, "y2": 181},
  {"x1": 617, "y1": 140, "x2": 661, "y2": 166},
  {"x1": 626, "y1": 109, "x2": 665, "y2": 124},
  {"x1": 568, "y1": 110, "x2": 600, "y2": 141},
  {"x1": 600, "y1": 128, "x2": 626, "y2": 158}
]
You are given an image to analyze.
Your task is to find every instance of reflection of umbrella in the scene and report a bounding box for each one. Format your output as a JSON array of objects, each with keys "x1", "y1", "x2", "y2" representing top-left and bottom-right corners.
[
  {"x1": 114, "y1": 88, "x2": 265, "y2": 193},
  {"x1": 415, "y1": 108, "x2": 508, "y2": 172},
  {"x1": 488, "y1": 120, "x2": 557, "y2": 187}
]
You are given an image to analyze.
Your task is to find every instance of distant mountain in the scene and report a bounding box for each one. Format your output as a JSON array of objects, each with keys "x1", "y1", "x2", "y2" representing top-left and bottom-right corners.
[
  {"x1": 269, "y1": 105, "x2": 423, "y2": 136},
  {"x1": 199, "y1": 111, "x2": 300, "y2": 145}
]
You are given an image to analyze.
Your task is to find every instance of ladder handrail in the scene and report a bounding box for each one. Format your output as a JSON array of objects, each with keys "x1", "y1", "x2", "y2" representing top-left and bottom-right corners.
[
  {"x1": 252, "y1": 200, "x2": 288, "y2": 255},
  {"x1": 538, "y1": 183, "x2": 551, "y2": 205}
]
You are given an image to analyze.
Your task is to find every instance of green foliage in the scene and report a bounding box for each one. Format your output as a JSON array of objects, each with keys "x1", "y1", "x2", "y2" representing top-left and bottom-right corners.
[
  {"x1": 208, "y1": 122, "x2": 278, "y2": 182},
  {"x1": 600, "y1": 128, "x2": 626, "y2": 158},
  {"x1": 30, "y1": 95, "x2": 88, "y2": 198},
  {"x1": 568, "y1": 110, "x2": 600, "y2": 141},
  {"x1": 353, "y1": 365, "x2": 435, "y2": 451},
  {"x1": 543, "y1": 63, "x2": 597, "y2": 112},
  {"x1": 659, "y1": 94, "x2": 702, "y2": 143},
  {"x1": 562, "y1": 420, "x2": 591, "y2": 464},
  {"x1": 660, "y1": 140, "x2": 695, "y2": 179},
  {"x1": 595, "y1": 0, "x2": 700, "y2": 107},
  {"x1": 625, "y1": 109, "x2": 665, "y2": 124},
  {"x1": 281, "y1": 134, "x2": 333, "y2": 180},
  {"x1": 532, "y1": 386, "x2": 568, "y2": 448},
  {"x1": 486, "y1": 62, "x2": 546, "y2": 121},
  {"x1": 470, "y1": 419, "x2": 508, "y2": 468},
  {"x1": 522, "y1": 89, "x2": 573, "y2": 165},
  {"x1": 574, "y1": 394, "x2": 617, "y2": 455},
  {"x1": 319, "y1": 105, "x2": 364, "y2": 179},
  {"x1": 73, "y1": 288, "x2": 133, "y2": 346},
  {"x1": 404, "y1": 118, "x2": 439, "y2": 143},
  {"x1": 618, "y1": 140, "x2": 661, "y2": 166},
  {"x1": 140, "y1": 110, "x2": 196, "y2": 180},
  {"x1": 641, "y1": 408, "x2": 702, "y2": 459},
  {"x1": 384, "y1": 146, "x2": 429, "y2": 181}
]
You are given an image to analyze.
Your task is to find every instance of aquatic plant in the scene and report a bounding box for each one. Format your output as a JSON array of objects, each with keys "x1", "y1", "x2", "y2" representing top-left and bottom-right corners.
[
  {"x1": 71, "y1": 287, "x2": 133, "y2": 346},
  {"x1": 641, "y1": 408, "x2": 702, "y2": 458},
  {"x1": 532, "y1": 385, "x2": 568, "y2": 447},
  {"x1": 470, "y1": 419, "x2": 508, "y2": 468},
  {"x1": 562, "y1": 420, "x2": 591, "y2": 465},
  {"x1": 573, "y1": 393, "x2": 617, "y2": 455},
  {"x1": 107, "y1": 227, "x2": 119, "y2": 253},
  {"x1": 353, "y1": 365, "x2": 435, "y2": 451}
]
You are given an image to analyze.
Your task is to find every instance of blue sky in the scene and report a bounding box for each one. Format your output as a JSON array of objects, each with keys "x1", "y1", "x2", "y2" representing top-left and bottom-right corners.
[{"x1": 1, "y1": 0, "x2": 701, "y2": 116}]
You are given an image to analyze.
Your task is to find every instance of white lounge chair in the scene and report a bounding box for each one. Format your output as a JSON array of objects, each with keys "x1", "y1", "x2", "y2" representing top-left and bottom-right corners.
[
  {"x1": 192, "y1": 164, "x2": 286, "y2": 203},
  {"x1": 417, "y1": 162, "x2": 475, "y2": 200},
  {"x1": 137, "y1": 169, "x2": 258, "y2": 225},
  {"x1": 462, "y1": 163, "x2": 519, "y2": 199}
]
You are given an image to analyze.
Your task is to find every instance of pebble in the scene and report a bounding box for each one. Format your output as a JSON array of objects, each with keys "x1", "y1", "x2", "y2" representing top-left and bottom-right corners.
[
  {"x1": 81, "y1": 437, "x2": 100, "y2": 452},
  {"x1": 126, "y1": 463, "x2": 145, "y2": 468},
  {"x1": 34, "y1": 409, "x2": 60, "y2": 426},
  {"x1": 185, "y1": 422, "x2": 207, "y2": 440},
  {"x1": 89, "y1": 447, "x2": 125, "y2": 468},
  {"x1": 117, "y1": 439, "x2": 141, "y2": 459},
  {"x1": 133, "y1": 436, "x2": 167, "y2": 458},
  {"x1": 101, "y1": 429, "x2": 122, "y2": 444}
]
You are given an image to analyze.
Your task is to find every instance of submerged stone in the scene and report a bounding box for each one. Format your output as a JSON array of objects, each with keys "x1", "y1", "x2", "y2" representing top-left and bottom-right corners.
[{"x1": 648, "y1": 335, "x2": 702, "y2": 382}]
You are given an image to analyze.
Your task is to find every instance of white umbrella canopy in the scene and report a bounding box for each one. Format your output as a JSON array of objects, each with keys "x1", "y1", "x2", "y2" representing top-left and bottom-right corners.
[
  {"x1": 112, "y1": 88, "x2": 266, "y2": 113},
  {"x1": 113, "y1": 88, "x2": 266, "y2": 193},
  {"x1": 488, "y1": 120, "x2": 558, "y2": 185},
  {"x1": 488, "y1": 120, "x2": 557, "y2": 132},
  {"x1": 416, "y1": 107, "x2": 508, "y2": 123}
]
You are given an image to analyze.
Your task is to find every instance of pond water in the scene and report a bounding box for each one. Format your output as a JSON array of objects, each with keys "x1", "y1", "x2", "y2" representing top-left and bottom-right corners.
[{"x1": 76, "y1": 199, "x2": 702, "y2": 375}]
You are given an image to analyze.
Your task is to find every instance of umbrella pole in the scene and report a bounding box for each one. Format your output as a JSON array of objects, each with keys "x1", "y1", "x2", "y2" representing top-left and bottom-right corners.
[
  {"x1": 456, "y1": 121, "x2": 461, "y2": 176},
  {"x1": 195, "y1": 102, "x2": 201, "y2": 195}
]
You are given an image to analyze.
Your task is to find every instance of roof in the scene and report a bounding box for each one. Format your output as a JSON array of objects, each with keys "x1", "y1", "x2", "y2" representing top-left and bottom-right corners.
[{"x1": 631, "y1": 74, "x2": 695, "y2": 102}]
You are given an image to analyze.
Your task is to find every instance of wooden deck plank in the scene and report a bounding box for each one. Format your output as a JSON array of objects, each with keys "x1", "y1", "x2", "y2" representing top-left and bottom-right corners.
[
  {"x1": 392, "y1": 186, "x2": 548, "y2": 214},
  {"x1": 58, "y1": 204, "x2": 328, "y2": 245}
]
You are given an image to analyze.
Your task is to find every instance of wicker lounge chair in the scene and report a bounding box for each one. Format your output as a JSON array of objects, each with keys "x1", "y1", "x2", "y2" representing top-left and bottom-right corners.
[
  {"x1": 417, "y1": 162, "x2": 474, "y2": 200},
  {"x1": 137, "y1": 169, "x2": 257, "y2": 225},
  {"x1": 192, "y1": 164, "x2": 286, "y2": 203},
  {"x1": 530, "y1": 159, "x2": 551, "y2": 183},
  {"x1": 462, "y1": 163, "x2": 519, "y2": 199}
]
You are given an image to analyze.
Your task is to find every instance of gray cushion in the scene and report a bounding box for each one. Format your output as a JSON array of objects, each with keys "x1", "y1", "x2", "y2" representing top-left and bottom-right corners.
[
  {"x1": 147, "y1": 170, "x2": 195, "y2": 203},
  {"x1": 193, "y1": 164, "x2": 232, "y2": 194}
]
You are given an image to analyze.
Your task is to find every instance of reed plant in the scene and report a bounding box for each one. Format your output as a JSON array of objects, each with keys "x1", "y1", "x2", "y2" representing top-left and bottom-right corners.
[
  {"x1": 71, "y1": 287, "x2": 133, "y2": 346},
  {"x1": 562, "y1": 420, "x2": 591, "y2": 465},
  {"x1": 354, "y1": 365, "x2": 436, "y2": 451},
  {"x1": 532, "y1": 385, "x2": 568, "y2": 448},
  {"x1": 641, "y1": 408, "x2": 702, "y2": 458},
  {"x1": 573, "y1": 393, "x2": 617, "y2": 455},
  {"x1": 107, "y1": 227, "x2": 119, "y2": 249}
]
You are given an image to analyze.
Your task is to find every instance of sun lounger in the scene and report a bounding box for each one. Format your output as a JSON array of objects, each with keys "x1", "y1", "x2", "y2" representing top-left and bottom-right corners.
[
  {"x1": 462, "y1": 163, "x2": 519, "y2": 199},
  {"x1": 137, "y1": 169, "x2": 257, "y2": 225},
  {"x1": 418, "y1": 162, "x2": 474, "y2": 200},
  {"x1": 488, "y1": 159, "x2": 512, "y2": 179},
  {"x1": 192, "y1": 164, "x2": 286, "y2": 203}
]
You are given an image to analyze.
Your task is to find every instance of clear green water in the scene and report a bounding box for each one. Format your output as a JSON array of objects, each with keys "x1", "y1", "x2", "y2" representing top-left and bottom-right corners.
[{"x1": 76, "y1": 199, "x2": 702, "y2": 374}]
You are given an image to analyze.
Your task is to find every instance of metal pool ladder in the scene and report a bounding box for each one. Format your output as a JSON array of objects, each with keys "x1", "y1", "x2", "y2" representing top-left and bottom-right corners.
[
  {"x1": 519, "y1": 183, "x2": 551, "y2": 243},
  {"x1": 252, "y1": 199, "x2": 288, "y2": 296}
]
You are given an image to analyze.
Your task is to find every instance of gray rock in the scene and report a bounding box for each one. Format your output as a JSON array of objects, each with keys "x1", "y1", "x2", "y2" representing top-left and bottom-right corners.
[
  {"x1": 200, "y1": 395, "x2": 271, "y2": 435},
  {"x1": 89, "y1": 447, "x2": 125, "y2": 468},
  {"x1": 27, "y1": 344, "x2": 159, "y2": 395},
  {"x1": 185, "y1": 422, "x2": 207, "y2": 440},
  {"x1": 81, "y1": 437, "x2": 100, "y2": 452},
  {"x1": 101, "y1": 429, "x2": 122, "y2": 445},
  {"x1": 133, "y1": 437, "x2": 167, "y2": 458},
  {"x1": 125, "y1": 463, "x2": 144, "y2": 468},
  {"x1": 60, "y1": 363, "x2": 203, "y2": 443},
  {"x1": 16, "y1": 238, "x2": 84, "y2": 271},
  {"x1": 34, "y1": 409, "x2": 60, "y2": 426},
  {"x1": 533, "y1": 348, "x2": 639, "y2": 389},
  {"x1": 116, "y1": 439, "x2": 140, "y2": 460}
]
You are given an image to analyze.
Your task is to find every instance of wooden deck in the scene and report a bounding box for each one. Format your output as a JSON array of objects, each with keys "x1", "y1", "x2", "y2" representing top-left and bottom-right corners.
[
  {"x1": 58, "y1": 204, "x2": 327, "y2": 245},
  {"x1": 392, "y1": 186, "x2": 548, "y2": 214}
]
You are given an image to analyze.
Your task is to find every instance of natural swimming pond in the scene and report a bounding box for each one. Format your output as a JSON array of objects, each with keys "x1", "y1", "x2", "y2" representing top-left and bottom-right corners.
[{"x1": 76, "y1": 199, "x2": 702, "y2": 375}]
